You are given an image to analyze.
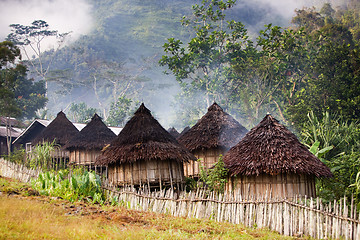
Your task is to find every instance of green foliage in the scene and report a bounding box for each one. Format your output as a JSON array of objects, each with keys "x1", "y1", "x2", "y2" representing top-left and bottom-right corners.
[
  {"x1": 29, "y1": 140, "x2": 59, "y2": 170},
  {"x1": 302, "y1": 111, "x2": 360, "y2": 158},
  {"x1": 68, "y1": 102, "x2": 98, "y2": 123},
  {"x1": 0, "y1": 41, "x2": 21, "y2": 68},
  {"x1": 12, "y1": 65, "x2": 47, "y2": 119},
  {"x1": 106, "y1": 96, "x2": 137, "y2": 127},
  {"x1": 302, "y1": 111, "x2": 360, "y2": 202},
  {"x1": 32, "y1": 169, "x2": 105, "y2": 204},
  {"x1": 198, "y1": 156, "x2": 228, "y2": 193},
  {"x1": 3, "y1": 148, "x2": 26, "y2": 164},
  {"x1": 184, "y1": 177, "x2": 197, "y2": 192},
  {"x1": 0, "y1": 41, "x2": 47, "y2": 120},
  {"x1": 160, "y1": 0, "x2": 309, "y2": 126},
  {"x1": 285, "y1": 5, "x2": 360, "y2": 127},
  {"x1": 308, "y1": 141, "x2": 333, "y2": 161}
]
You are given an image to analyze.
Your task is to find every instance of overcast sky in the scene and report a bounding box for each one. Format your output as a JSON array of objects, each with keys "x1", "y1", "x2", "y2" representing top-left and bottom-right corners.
[{"x1": 0, "y1": 0, "x2": 94, "y2": 49}]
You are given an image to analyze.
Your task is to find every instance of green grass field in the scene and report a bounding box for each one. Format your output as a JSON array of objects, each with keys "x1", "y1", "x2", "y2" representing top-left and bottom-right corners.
[{"x1": 0, "y1": 177, "x2": 299, "y2": 239}]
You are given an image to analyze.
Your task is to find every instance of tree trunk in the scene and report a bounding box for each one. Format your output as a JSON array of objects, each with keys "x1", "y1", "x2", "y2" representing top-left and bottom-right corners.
[{"x1": 5, "y1": 117, "x2": 12, "y2": 157}]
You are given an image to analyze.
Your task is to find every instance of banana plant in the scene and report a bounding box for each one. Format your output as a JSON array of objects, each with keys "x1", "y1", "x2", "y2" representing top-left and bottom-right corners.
[{"x1": 309, "y1": 140, "x2": 334, "y2": 161}]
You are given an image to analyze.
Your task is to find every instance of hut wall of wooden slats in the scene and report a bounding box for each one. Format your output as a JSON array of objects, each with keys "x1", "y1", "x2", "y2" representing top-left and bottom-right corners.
[
  {"x1": 225, "y1": 173, "x2": 316, "y2": 199},
  {"x1": 69, "y1": 149, "x2": 100, "y2": 166},
  {"x1": 50, "y1": 148, "x2": 69, "y2": 158},
  {"x1": 108, "y1": 160, "x2": 184, "y2": 188},
  {"x1": 183, "y1": 147, "x2": 225, "y2": 178}
]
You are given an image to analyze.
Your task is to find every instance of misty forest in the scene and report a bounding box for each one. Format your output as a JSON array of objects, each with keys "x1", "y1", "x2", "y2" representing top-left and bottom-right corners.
[{"x1": 2, "y1": 0, "x2": 360, "y2": 238}]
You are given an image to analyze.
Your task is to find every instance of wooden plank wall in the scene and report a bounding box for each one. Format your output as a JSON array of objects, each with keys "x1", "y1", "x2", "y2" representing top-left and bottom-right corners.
[
  {"x1": 226, "y1": 174, "x2": 316, "y2": 199},
  {"x1": 184, "y1": 148, "x2": 225, "y2": 177},
  {"x1": 69, "y1": 149, "x2": 100, "y2": 165},
  {"x1": 107, "y1": 159, "x2": 184, "y2": 189}
]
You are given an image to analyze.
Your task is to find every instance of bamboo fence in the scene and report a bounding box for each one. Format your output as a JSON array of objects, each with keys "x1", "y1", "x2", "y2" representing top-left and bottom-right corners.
[
  {"x1": 0, "y1": 158, "x2": 41, "y2": 182},
  {"x1": 2, "y1": 157, "x2": 360, "y2": 239},
  {"x1": 104, "y1": 186, "x2": 360, "y2": 239}
]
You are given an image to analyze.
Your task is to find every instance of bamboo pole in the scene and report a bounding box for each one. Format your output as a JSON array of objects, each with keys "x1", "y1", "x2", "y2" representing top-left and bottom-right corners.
[
  {"x1": 168, "y1": 161, "x2": 174, "y2": 190},
  {"x1": 146, "y1": 161, "x2": 150, "y2": 192}
]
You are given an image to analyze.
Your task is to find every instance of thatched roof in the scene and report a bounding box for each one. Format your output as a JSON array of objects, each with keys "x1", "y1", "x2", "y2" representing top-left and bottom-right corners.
[
  {"x1": 177, "y1": 103, "x2": 248, "y2": 151},
  {"x1": 96, "y1": 103, "x2": 196, "y2": 165},
  {"x1": 168, "y1": 127, "x2": 180, "y2": 139},
  {"x1": 223, "y1": 114, "x2": 333, "y2": 178},
  {"x1": 65, "y1": 113, "x2": 116, "y2": 150},
  {"x1": 32, "y1": 111, "x2": 79, "y2": 146},
  {"x1": 178, "y1": 126, "x2": 190, "y2": 139}
]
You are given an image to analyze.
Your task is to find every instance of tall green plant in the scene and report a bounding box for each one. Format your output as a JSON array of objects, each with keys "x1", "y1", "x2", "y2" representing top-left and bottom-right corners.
[
  {"x1": 198, "y1": 156, "x2": 228, "y2": 193},
  {"x1": 302, "y1": 111, "x2": 360, "y2": 158},
  {"x1": 302, "y1": 111, "x2": 360, "y2": 202},
  {"x1": 30, "y1": 140, "x2": 59, "y2": 170}
]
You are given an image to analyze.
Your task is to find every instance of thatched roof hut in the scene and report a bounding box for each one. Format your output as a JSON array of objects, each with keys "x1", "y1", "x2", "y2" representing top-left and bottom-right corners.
[
  {"x1": 178, "y1": 102, "x2": 248, "y2": 177},
  {"x1": 96, "y1": 103, "x2": 196, "y2": 189},
  {"x1": 178, "y1": 126, "x2": 190, "y2": 138},
  {"x1": 223, "y1": 114, "x2": 333, "y2": 199},
  {"x1": 33, "y1": 111, "x2": 79, "y2": 147},
  {"x1": 168, "y1": 127, "x2": 180, "y2": 139},
  {"x1": 65, "y1": 113, "x2": 116, "y2": 166}
]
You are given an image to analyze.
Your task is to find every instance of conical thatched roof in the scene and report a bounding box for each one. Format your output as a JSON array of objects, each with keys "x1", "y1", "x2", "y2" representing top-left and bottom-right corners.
[
  {"x1": 32, "y1": 111, "x2": 79, "y2": 146},
  {"x1": 96, "y1": 103, "x2": 196, "y2": 165},
  {"x1": 65, "y1": 113, "x2": 116, "y2": 150},
  {"x1": 178, "y1": 126, "x2": 190, "y2": 138},
  {"x1": 177, "y1": 103, "x2": 248, "y2": 151},
  {"x1": 168, "y1": 127, "x2": 180, "y2": 139},
  {"x1": 223, "y1": 114, "x2": 333, "y2": 178}
]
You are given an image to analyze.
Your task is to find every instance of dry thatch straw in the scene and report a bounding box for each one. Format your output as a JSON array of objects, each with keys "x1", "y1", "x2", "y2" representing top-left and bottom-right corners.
[
  {"x1": 177, "y1": 102, "x2": 248, "y2": 151},
  {"x1": 32, "y1": 111, "x2": 79, "y2": 147},
  {"x1": 96, "y1": 103, "x2": 196, "y2": 165},
  {"x1": 167, "y1": 127, "x2": 180, "y2": 139},
  {"x1": 223, "y1": 114, "x2": 333, "y2": 178},
  {"x1": 178, "y1": 126, "x2": 190, "y2": 139},
  {"x1": 65, "y1": 113, "x2": 116, "y2": 150}
]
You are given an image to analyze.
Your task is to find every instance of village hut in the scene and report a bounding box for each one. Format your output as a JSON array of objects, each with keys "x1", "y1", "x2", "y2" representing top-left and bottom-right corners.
[
  {"x1": 223, "y1": 114, "x2": 333, "y2": 199},
  {"x1": 65, "y1": 113, "x2": 116, "y2": 169},
  {"x1": 168, "y1": 127, "x2": 180, "y2": 139},
  {"x1": 32, "y1": 111, "x2": 79, "y2": 160},
  {"x1": 178, "y1": 126, "x2": 190, "y2": 138},
  {"x1": 178, "y1": 102, "x2": 248, "y2": 178},
  {"x1": 13, "y1": 119, "x2": 50, "y2": 153},
  {"x1": 96, "y1": 103, "x2": 196, "y2": 190},
  {"x1": 0, "y1": 117, "x2": 24, "y2": 155},
  {"x1": 0, "y1": 126, "x2": 22, "y2": 156}
]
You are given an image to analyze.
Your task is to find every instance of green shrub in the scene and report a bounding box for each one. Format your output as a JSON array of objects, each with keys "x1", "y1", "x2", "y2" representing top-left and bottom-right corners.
[
  {"x1": 4, "y1": 148, "x2": 26, "y2": 165},
  {"x1": 198, "y1": 156, "x2": 228, "y2": 193},
  {"x1": 32, "y1": 169, "x2": 105, "y2": 204}
]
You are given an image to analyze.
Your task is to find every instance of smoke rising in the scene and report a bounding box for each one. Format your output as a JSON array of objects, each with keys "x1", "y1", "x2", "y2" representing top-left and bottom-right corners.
[{"x1": 0, "y1": 0, "x2": 94, "y2": 48}]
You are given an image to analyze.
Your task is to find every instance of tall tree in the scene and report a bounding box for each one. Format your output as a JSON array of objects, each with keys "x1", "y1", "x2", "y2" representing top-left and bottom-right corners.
[
  {"x1": 160, "y1": 0, "x2": 305, "y2": 126},
  {"x1": 0, "y1": 41, "x2": 47, "y2": 154},
  {"x1": 67, "y1": 102, "x2": 97, "y2": 124},
  {"x1": 6, "y1": 20, "x2": 70, "y2": 94},
  {"x1": 285, "y1": 5, "x2": 360, "y2": 127}
]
